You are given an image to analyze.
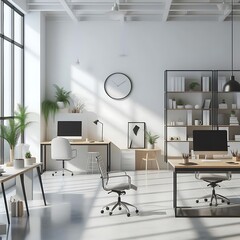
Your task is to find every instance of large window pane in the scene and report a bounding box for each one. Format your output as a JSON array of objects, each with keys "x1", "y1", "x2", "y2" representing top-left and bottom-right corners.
[
  {"x1": 3, "y1": 40, "x2": 12, "y2": 116},
  {"x1": 0, "y1": 0, "x2": 24, "y2": 164},
  {"x1": 14, "y1": 45, "x2": 22, "y2": 108},
  {"x1": 4, "y1": 3, "x2": 11, "y2": 39},
  {"x1": 14, "y1": 12, "x2": 22, "y2": 44}
]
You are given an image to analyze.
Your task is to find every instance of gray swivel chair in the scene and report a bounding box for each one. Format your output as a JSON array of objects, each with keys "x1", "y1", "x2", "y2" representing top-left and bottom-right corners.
[
  {"x1": 195, "y1": 172, "x2": 231, "y2": 206},
  {"x1": 96, "y1": 155, "x2": 139, "y2": 217},
  {"x1": 51, "y1": 137, "x2": 77, "y2": 176}
]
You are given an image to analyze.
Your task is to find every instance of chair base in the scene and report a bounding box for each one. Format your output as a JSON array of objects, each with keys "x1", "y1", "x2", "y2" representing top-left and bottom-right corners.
[
  {"x1": 52, "y1": 160, "x2": 74, "y2": 176},
  {"x1": 196, "y1": 185, "x2": 230, "y2": 206},
  {"x1": 100, "y1": 190, "x2": 139, "y2": 217}
]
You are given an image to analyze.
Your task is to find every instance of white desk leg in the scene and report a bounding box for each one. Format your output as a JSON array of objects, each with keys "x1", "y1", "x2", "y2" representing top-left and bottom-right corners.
[{"x1": 16, "y1": 170, "x2": 33, "y2": 200}]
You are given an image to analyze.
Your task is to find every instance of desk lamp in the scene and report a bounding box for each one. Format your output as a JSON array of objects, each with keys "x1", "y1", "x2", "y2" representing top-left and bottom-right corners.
[{"x1": 93, "y1": 120, "x2": 104, "y2": 142}]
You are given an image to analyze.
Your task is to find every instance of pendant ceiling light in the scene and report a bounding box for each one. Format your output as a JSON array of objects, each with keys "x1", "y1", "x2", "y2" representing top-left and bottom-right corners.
[{"x1": 223, "y1": 0, "x2": 240, "y2": 92}]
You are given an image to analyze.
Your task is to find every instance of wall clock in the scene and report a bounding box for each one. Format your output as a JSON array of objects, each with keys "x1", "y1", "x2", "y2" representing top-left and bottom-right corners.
[{"x1": 104, "y1": 72, "x2": 132, "y2": 100}]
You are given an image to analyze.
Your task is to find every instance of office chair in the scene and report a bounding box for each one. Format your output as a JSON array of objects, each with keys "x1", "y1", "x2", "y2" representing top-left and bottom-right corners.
[
  {"x1": 195, "y1": 172, "x2": 231, "y2": 206},
  {"x1": 96, "y1": 155, "x2": 139, "y2": 217},
  {"x1": 51, "y1": 137, "x2": 77, "y2": 176}
]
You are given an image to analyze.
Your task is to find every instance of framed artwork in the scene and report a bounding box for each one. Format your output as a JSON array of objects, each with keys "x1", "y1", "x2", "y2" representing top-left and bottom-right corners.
[{"x1": 128, "y1": 122, "x2": 146, "y2": 149}]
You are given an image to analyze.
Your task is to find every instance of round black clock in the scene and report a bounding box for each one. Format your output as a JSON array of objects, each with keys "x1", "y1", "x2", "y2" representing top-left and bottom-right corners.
[{"x1": 104, "y1": 72, "x2": 132, "y2": 100}]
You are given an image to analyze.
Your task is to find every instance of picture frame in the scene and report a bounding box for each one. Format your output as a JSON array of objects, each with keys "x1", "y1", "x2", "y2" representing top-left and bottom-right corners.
[
  {"x1": 128, "y1": 122, "x2": 146, "y2": 149},
  {"x1": 203, "y1": 99, "x2": 211, "y2": 109}
]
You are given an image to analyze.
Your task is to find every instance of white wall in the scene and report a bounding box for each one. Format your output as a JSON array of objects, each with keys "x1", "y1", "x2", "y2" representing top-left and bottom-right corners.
[{"x1": 24, "y1": 17, "x2": 240, "y2": 170}]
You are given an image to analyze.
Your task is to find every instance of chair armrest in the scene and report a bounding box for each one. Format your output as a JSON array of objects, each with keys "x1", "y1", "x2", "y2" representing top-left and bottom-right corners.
[
  {"x1": 72, "y1": 149, "x2": 77, "y2": 158},
  {"x1": 107, "y1": 174, "x2": 131, "y2": 188}
]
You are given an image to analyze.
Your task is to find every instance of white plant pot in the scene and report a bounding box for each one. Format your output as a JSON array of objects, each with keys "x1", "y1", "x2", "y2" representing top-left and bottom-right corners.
[
  {"x1": 57, "y1": 101, "x2": 65, "y2": 109},
  {"x1": 14, "y1": 159, "x2": 24, "y2": 169},
  {"x1": 25, "y1": 157, "x2": 36, "y2": 166}
]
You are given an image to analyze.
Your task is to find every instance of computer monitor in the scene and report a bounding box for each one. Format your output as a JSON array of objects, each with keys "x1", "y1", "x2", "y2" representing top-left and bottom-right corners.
[
  {"x1": 57, "y1": 121, "x2": 82, "y2": 140},
  {"x1": 193, "y1": 130, "x2": 228, "y2": 158}
]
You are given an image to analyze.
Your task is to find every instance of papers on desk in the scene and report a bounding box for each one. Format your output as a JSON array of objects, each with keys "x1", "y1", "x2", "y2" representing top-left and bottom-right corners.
[{"x1": 201, "y1": 159, "x2": 222, "y2": 162}]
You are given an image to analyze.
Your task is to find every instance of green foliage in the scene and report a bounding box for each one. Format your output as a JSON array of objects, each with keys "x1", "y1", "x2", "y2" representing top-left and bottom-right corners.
[
  {"x1": 14, "y1": 104, "x2": 31, "y2": 134},
  {"x1": 189, "y1": 82, "x2": 200, "y2": 90},
  {"x1": 54, "y1": 84, "x2": 71, "y2": 106},
  {"x1": 42, "y1": 84, "x2": 71, "y2": 123},
  {"x1": 42, "y1": 100, "x2": 59, "y2": 123},
  {"x1": 0, "y1": 119, "x2": 21, "y2": 149},
  {"x1": 25, "y1": 151, "x2": 32, "y2": 158},
  {"x1": 0, "y1": 105, "x2": 31, "y2": 149},
  {"x1": 146, "y1": 131, "x2": 159, "y2": 144}
]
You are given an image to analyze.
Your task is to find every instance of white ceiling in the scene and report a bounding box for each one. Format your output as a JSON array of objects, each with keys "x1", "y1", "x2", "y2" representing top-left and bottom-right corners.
[{"x1": 27, "y1": 0, "x2": 240, "y2": 22}]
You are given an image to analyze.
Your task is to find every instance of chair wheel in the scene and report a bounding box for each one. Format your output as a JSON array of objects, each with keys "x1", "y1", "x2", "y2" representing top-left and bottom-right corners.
[
  {"x1": 204, "y1": 198, "x2": 208, "y2": 202},
  {"x1": 52, "y1": 173, "x2": 54, "y2": 176},
  {"x1": 71, "y1": 173, "x2": 73, "y2": 176},
  {"x1": 106, "y1": 207, "x2": 109, "y2": 210},
  {"x1": 127, "y1": 213, "x2": 130, "y2": 217},
  {"x1": 196, "y1": 200, "x2": 199, "y2": 203},
  {"x1": 119, "y1": 207, "x2": 122, "y2": 210},
  {"x1": 109, "y1": 212, "x2": 112, "y2": 216},
  {"x1": 101, "y1": 210, "x2": 104, "y2": 214},
  {"x1": 62, "y1": 173, "x2": 64, "y2": 176},
  {"x1": 222, "y1": 199, "x2": 225, "y2": 203},
  {"x1": 136, "y1": 209, "x2": 139, "y2": 214},
  {"x1": 209, "y1": 203, "x2": 212, "y2": 206},
  {"x1": 227, "y1": 201, "x2": 230, "y2": 205}
]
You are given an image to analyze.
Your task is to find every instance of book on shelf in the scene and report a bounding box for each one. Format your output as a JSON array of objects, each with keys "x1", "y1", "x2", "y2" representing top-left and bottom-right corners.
[
  {"x1": 203, "y1": 110, "x2": 210, "y2": 125},
  {"x1": 187, "y1": 110, "x2": 192, "y2": 125},
  {"x1": 167, "y1": 76, "x2": 185, "y2": 92},
  {"x1": 169, "y1": 99, "x2": 173, "y2": 109},
  {"x1": 218, "y1": 76, "x2": 227, "y2": 92},
  {"x1": 202, "y1": 76, "x2": 210, "y2": 91}
]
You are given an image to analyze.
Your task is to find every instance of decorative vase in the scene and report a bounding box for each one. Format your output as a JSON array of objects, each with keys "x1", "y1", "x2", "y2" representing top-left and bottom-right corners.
[{"x1": 6, "y1": 148, "x2": 15, "y2": 167}]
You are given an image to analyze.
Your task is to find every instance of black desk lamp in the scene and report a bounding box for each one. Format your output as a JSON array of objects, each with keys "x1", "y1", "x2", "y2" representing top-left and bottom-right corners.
[{"x1": 93, "y1": 120, "x2": 104, "y2": 142}]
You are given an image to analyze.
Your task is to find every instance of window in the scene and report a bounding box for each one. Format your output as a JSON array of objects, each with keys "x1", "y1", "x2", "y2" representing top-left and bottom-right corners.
[{"x1": 0, "y1": 0, "x2": 24, "y2": 163}]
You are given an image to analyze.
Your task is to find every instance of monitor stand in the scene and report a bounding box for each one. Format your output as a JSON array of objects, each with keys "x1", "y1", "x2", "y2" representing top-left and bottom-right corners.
[{"x1": 204, "y1": 154, "x2": 214, "y2": 159}]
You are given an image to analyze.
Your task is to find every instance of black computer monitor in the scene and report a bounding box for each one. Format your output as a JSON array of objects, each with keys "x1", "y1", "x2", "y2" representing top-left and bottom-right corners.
[
  {"x1": 57, "y1": 121, "x2": 82, "y2": 140},
  {"x1": 193, "y1": 130, "x2": 228, "y2": 158}
]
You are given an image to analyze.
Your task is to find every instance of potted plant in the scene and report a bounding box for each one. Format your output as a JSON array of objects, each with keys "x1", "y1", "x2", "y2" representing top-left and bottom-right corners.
[
  {"x1": 42, "y1": 84, "x2": 71, "y2": 122},
  {"x1": 25, "y1": 151, "x2": 36, "y2": 165},
  {"x1": 0, "y1": 105, "x2": 31, "y2": 166},
  {"x1": 146, "y1": 131, "x2": 159, "y2": 149},
  {"x1": 42, "y1": 100, "x2": 59, "y2": 123},
  {"x1": 189, "y1": 82, "x2": 200, "y2": 91},
  {"x1": 176, "y1": 99, "x2": 184, "y2": 109},
  {"x1": 54, "y1": 84, "x2": 71, "y2": 109}
]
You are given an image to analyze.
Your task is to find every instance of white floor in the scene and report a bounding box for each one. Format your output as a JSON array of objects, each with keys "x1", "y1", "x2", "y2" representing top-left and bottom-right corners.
[{"x1": 1, "y1": 170, "x2": 240, "y2": 239}]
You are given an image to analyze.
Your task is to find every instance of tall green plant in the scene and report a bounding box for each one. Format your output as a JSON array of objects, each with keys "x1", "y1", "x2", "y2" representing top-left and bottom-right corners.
[
  {"x1": 0, "y1": 119, "x2": 21, "y2": 149},
  {"x1": 14, "y1": 104, "x2": 31, "y2": 134},
  {"x1": 0, "y1": 104, "x2": 31, "y2": 149}
]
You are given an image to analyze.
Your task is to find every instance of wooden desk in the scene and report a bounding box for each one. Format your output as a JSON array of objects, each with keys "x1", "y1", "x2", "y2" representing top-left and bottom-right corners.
[
  {"x1": 0, "y1": 163, "x2": 46, "y2": 224},
  {"x1": 168, "y1": 158, "x2": 240, "y2": 217},
  {"x1": 41, "y1": 141, "x2": 111, "y2": 172}
]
